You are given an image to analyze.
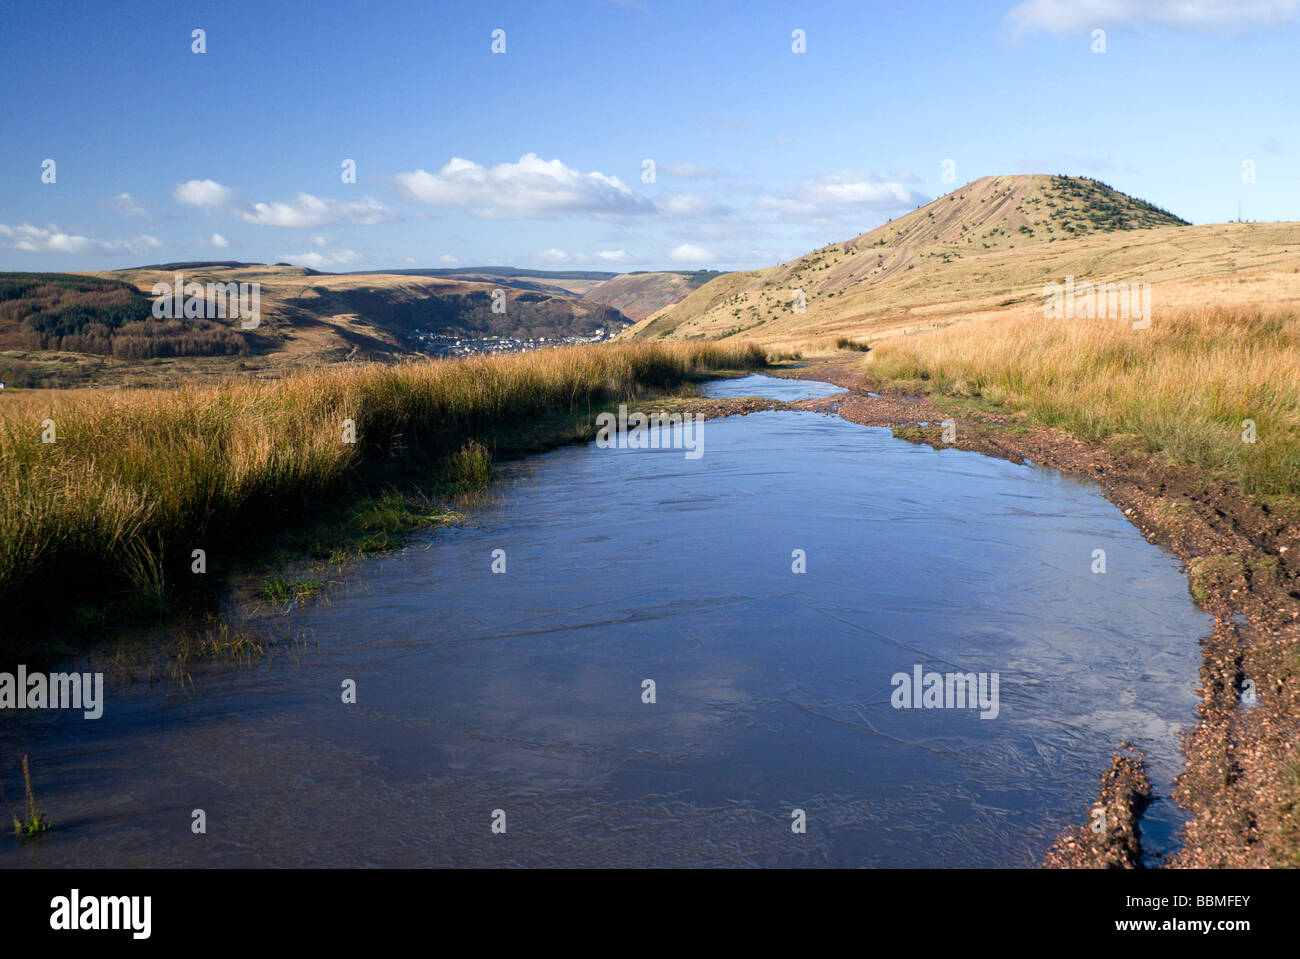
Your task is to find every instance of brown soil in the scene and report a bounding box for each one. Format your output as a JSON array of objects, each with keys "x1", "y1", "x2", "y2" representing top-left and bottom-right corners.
[
  {"x1": 1044, "y1": 745, "x2": 1151, "y2": 869},
  {"x1": 771, "y1": 357, "x2": 1300, "y2": 868}
]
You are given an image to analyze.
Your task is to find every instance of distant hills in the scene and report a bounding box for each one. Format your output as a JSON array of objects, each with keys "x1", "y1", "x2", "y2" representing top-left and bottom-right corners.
[
  {"x1": 355, "y1": 266, "x2": 623, "y2": 281},
  {"x1": 355, "y1": 267, "x2": 723, "y2": 315},
  {"x1": 580, "y1": 271, "x2": 719, "y2": 321},
  {"x1": 9, "y1": 172, "x2": 1298, "y2": 387},
  {"x1": 0, "y1": 263, "x2": 721, "y2": 388}
]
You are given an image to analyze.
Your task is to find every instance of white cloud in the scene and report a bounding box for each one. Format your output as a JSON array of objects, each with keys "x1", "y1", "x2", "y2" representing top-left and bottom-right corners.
[
  {"x1": 758, "y1": 171, "x2": 929, "y2": 220},
  {"x1": 439, "y1": 254, "x2": 461, "y2": 265},
  {"x1": 211, "y1": 233, "x2": 229, "y2": 248},
  {"x1": 527, "y1": 249, "x2": 632, "y2": 267},
  {"x1": 0, "y1": 222, "x2": 161, "y2": 255},
  {"x1": 276, "y1": 249, "x2": 361, "y2": 270},
  {"x1": 173, "y1": 178, "x2": 241, "y2": 210},
  {"x1": 108, "y1": 192, "x2": 148, "y2": 216},
  {"x1": 172, "y1": 179, "x2": 394, "y2": 227},
  {"x1": 1005, "y1": 0, "x2": 1299, "y2": 34},
  {"x1": 792, "y1": 172, "x2": 924, "y2": 208},
  {"x1": 668, "y1": 243, "x2": 715, "y2": 263},
  {"x1": 239, "y1": 193, "x2": 394, "y2": 228},
  {"x1": 391, "y1": 153, "x2": 653, "y2": 219}
]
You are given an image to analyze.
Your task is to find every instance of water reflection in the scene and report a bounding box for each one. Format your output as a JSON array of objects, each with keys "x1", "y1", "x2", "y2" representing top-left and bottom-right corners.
[{"x1": 699, "y1": 372, "x2": 847, "y2": 401}]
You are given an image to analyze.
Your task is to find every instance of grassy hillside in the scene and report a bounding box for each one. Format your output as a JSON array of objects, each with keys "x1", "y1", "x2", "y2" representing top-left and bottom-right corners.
[
  {"x1": 622, "y1": 175, "x2": 1278, "y2": 349},
  {"x1": 582, "y1": 270, "x2": 721, "y2": 320},
  {"x1": 0, "y1": 265, "x2": 633, "y2": 388},
  {"x1": 0, "y1": 273, "x2": 248, "y2": 365}
]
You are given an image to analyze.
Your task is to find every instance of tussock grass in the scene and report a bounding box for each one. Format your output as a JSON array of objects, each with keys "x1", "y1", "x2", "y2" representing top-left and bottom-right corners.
[
  {"x1": 170, "y1": 622, "x2": 271, "y2": 673},
  {"x1": 260, "y1": 575, "x2": 325, "y2": 608},
  {"x1": 440, "y1": 439, "x2": 492, "y2": 494},
  {"x1": 0, "y1": 341, "x2": 764, "y2": 633},
  {"x1": 867, "y1": 307, "x2": 1300, "y2": 498},
  {"x1": 346, "y1": 492, "x2": 457, "y2": 537}
]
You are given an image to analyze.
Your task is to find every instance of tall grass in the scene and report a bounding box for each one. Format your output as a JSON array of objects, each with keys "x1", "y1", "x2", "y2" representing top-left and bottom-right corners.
[
  {"x1": 867, "y1": 306, "x2": 1300, "y2": 497},
  {"x1": 0, "y1": 341, "x2": 764, "y2": 632}
]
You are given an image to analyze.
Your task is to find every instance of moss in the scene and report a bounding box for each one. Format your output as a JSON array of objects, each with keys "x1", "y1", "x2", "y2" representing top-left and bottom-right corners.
[{"x1": 1187, "y1": 554, "x2": 1247, "y2": 606}]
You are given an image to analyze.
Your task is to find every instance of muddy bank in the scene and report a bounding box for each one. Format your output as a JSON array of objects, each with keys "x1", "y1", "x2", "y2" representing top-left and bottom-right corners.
[
  {"x1": 1044, "y1": 746, "x2": 1151, "y2": 869},
  {"x1": 780, "y1": 357, "x2": 1300, "y2": 868}
]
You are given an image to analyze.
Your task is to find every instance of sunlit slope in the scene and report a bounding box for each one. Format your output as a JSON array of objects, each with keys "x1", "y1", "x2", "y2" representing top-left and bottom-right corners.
[
  {"x1": 622, "y1": 175, "x2": 1300, "y2": 349},
  {"x1": 582, "y1": 271, "x2": 716, "y2": 321},
  {"x1": 99, "y1": 264, "x2": 626, "y2": 361}
]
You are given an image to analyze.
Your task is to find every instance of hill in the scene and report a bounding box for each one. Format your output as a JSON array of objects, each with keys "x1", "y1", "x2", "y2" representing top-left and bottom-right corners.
[
  {"x1": 0, "y1": 272, "x2": 248, "y2": 360},
  {"x1": 350, "y1": 266, "x2": 622, "y2": 295},
  {"x1": 619, "y1": 175, "x2": 1298, "y2": 350},
  {"x1": 0, "y1": 265, "x2": 632, "y2": 388},
  {"x1": 581, "y1": 270, "x2": 722, "y2": 321}
]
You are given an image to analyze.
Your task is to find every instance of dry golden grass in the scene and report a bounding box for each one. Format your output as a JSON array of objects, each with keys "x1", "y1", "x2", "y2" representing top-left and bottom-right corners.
[
  {"x1": 624, "y1": 173, "x2": 1300, "y2": 352},
  {"x1": 866, "y1": 306, "x2": 1300, "y2": 497},
  {"x1": 0, "y1": 341, "x2": 764, "y2": 629}
]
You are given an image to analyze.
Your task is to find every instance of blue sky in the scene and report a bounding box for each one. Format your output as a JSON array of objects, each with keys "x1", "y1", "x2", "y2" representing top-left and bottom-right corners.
[{"x1": 2, "y1": 0, "x2": 1297, "y2": 273}]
